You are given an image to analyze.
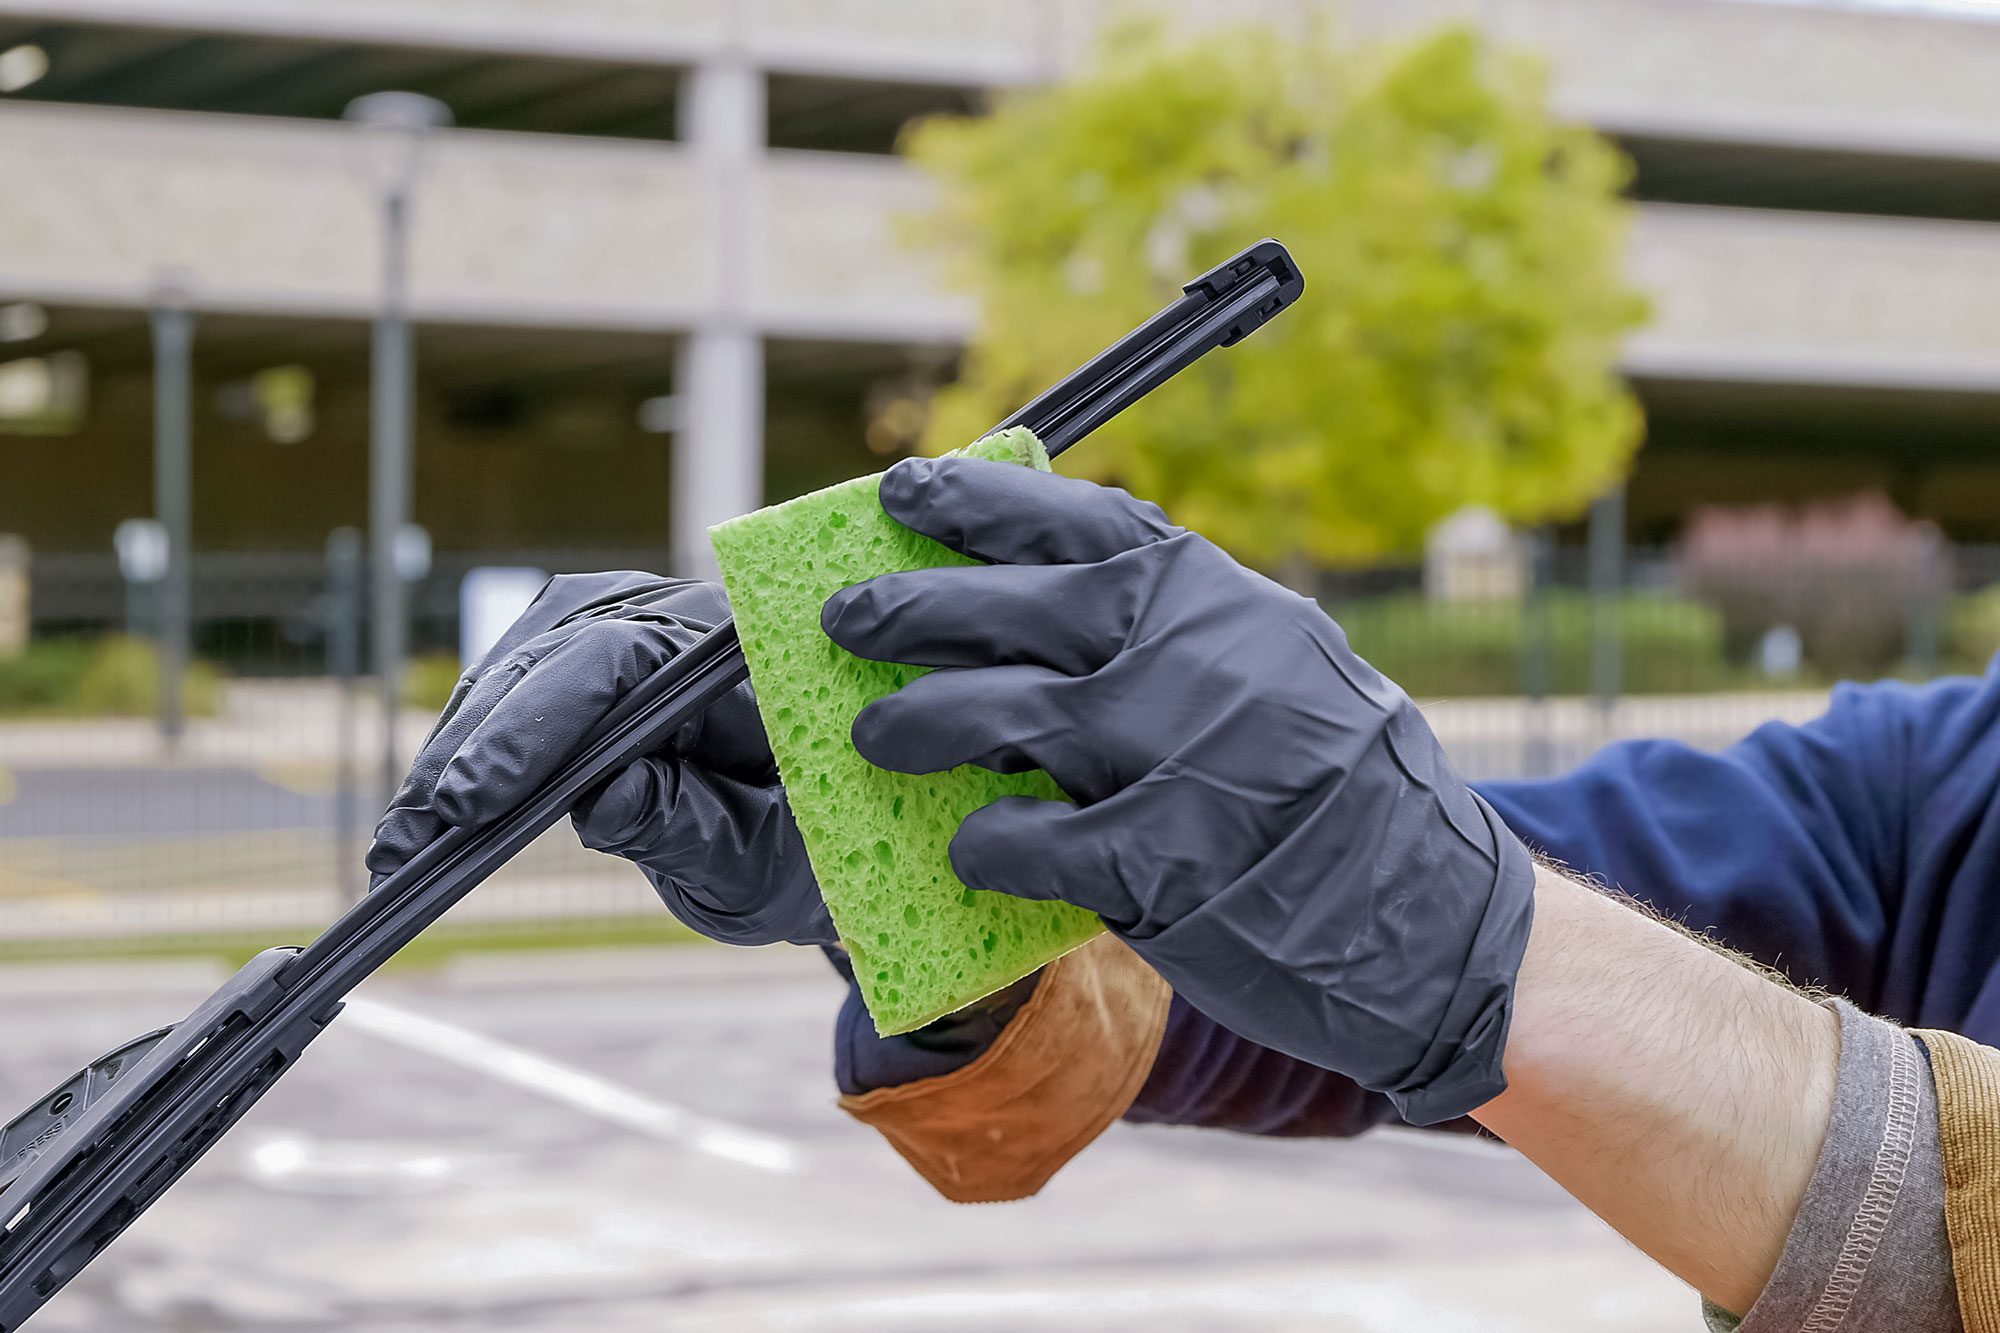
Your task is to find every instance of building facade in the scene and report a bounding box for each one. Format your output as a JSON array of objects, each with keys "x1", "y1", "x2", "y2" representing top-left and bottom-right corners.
[{"x1": 3, "y1": 0, "x2": 1999, "y2": 590}]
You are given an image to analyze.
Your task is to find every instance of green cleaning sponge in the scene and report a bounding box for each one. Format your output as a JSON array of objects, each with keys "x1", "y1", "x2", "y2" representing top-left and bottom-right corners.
[{"x1": 710, "y1": 428, "x2": 1103, "y2": 1034}]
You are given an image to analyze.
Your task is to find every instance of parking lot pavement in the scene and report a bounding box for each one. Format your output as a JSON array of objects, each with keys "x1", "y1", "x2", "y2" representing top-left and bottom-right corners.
[{"x1": 2, "y1": 949, "x2": 1696, "y2": 1332}]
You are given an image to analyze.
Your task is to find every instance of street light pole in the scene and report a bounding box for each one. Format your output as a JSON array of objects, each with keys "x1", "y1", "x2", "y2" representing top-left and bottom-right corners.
[
  {"x1": 1587, "y1": 486, "x2": 1626, "y2": 745},
  {"x1": 344, "y1": 91, "x2": 451, "y2": 810},
  {"x1": 370, "y1": 172, "x2": 414, "y2": 812},
  {"x1": 149, "y1": 279, "x2": 194, "y2": 754},
  {"x1": 325, "y1": 526, "x2": 365, "y2": 902}
]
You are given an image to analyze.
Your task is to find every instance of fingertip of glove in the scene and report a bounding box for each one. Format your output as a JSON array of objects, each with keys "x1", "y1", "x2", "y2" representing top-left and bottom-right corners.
[
  {"x1": 822, "y1": 580, "x2": 902, "y2": 660},
  {"x1": 430, "y1": 777, "x2": 474, "y2": 827},
  {"x1": 947, "y1": 801, "x2": 1032, "y2": 898},
  {"x1": 363, "y1": 807, "x2": 426, "y2": 872},
  {"x1": 876, "y1": 455, "x2": 936, "y2": 522},
  {"x1": 845, "y1": 694, "x2": 946, "y2": 777},
  {"x1": 846, "y1": 698, "x2": 893, "y2": 770},
  {"x1": 573, "y1": 761, "x2": 657, "y2": 851},
  {"x1": 361, "y1": 837, "x2": 413, "y2": 885},
  {"x1": 819, "y1": 584, "x2": 861, "y2": 644}
]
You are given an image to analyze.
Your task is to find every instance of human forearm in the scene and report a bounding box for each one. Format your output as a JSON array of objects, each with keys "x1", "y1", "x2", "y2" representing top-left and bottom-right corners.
[{"x1": 1472, "y1": 864, "x2": 1841, "y2": 1314}]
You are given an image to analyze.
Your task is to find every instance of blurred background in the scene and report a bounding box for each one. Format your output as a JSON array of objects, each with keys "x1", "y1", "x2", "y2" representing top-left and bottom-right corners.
[{"x1": 2, "y1": 0, "x2": 1998, "y2": 1328}]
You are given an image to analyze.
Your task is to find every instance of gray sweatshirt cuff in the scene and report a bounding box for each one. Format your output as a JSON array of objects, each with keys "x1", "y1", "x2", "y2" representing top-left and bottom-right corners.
[{"x1": 1704, "y1": 1000, "x2": 1959, "y2": 1332}]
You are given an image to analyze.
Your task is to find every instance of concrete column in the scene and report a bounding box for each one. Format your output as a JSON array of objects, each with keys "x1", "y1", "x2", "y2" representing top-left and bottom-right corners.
[
  {"x1": 673, "y1": 57, "x2": 765, "y2": 579},
  {"x1": 680, "y1": 57, "x2": 764, "y2": 165},
  {"x1": 673, "y1": 329, "x2": 763, "y2": 578}
]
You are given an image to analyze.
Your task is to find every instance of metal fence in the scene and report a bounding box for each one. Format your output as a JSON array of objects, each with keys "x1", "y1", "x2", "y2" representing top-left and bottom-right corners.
[
  {"x1": 1, "y1": 547, "x2": 685, "y2": 956},
  {"x1": 4, "y1": 538, "x2": 1997, "y2": 956}
]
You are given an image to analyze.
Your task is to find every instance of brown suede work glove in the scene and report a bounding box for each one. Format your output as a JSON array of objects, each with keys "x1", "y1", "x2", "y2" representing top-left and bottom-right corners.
[
  {"x1": 839, "y1": 933, "x2": 1172, "y2": 1203},
  {"x1": 1917, "y1": 1028, "x2": 2000, "y2": 1332}
]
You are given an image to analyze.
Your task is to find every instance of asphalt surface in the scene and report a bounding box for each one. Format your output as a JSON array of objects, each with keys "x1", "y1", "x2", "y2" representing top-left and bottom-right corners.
[
  {"x1": 0, "y1": 948, "x2": 1696, "y2": 1333},
  {"x1": 0, "y1": 765, "x2": 331, "y2": 840}
]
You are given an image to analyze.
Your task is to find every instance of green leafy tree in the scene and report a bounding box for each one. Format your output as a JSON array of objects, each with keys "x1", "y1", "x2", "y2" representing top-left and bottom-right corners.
[{"x1": 903, "y1": 20, "x2": 1648, "y2": 567}]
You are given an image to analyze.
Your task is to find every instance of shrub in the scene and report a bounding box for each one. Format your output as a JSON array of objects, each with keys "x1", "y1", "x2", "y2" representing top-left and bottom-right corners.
[
  {"x1": 1948, "y1": 585, "x2": 2000, "y2": 674},
  {"x1": 1676, "y1": 494, "x2": 1947, "y2": 681},
  {"x1": 403, "y1": 652, "x2": 466, "y2": 712},
  {"x1": 1330, "y1": 590, "x2": 1732, "y2": 697},
  {"x1": 0, "y1": 638, "x2": 92, "y2": 714},
  {"x1": 0, "y1": 636, "x2": 221, "y2": 718}
]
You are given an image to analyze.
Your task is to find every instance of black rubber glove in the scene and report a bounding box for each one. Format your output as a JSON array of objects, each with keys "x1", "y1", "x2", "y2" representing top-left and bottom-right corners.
[
  {"x1": 366, "y1": 572, "x2": 834, "y2": 947},
  {"x1": 821, "y1": 458, "x2": 1536, "y2": 1124}
]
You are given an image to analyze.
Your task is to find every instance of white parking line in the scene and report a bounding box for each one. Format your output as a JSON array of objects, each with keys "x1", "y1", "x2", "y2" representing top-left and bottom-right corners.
[{"x1": 340, "y1": 996, "x2": 802, "y2": 1174}]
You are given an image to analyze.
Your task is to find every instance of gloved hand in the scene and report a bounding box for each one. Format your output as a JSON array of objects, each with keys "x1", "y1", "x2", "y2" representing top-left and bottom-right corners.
[
  {"x1": 366, "y1": 572, "x2": 834, "y2": 947},
  {"x1": 821, "y1": 458, "x2": 1536, "y2": 1124}
]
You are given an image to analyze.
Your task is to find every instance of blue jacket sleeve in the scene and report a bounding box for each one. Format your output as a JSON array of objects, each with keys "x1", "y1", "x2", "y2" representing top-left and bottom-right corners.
[
  {"x1": 1481, "y1": 689, "x2": 1906, "y2": 1007},
  {"x1": 1481, "y1": 671, "x2": 2000, "y2": 1028},
  {"x1": 1132, "y1": 665, "x2": 2000, "y2": 1134}
]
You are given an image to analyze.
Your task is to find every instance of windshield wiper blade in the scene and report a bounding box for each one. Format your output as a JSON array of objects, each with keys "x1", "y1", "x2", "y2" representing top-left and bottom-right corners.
[
  {"x1": 0, "y1": 622, "x2": 751, "y2": 1331},
  {"x1": 0, "y1": 238, "x2": 1302, "y2": 1331},
  {"x1": 1000, "y1": 238, "x2": 1301, "y2": 457}
]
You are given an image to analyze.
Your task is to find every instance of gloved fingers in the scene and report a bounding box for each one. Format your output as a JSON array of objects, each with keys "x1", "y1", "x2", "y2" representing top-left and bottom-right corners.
[
  {"x1": 363, "y1": 659, "x2": 537, "y2": 883},
  {"x1": 367, "y1": 575, "x2": 740, "y2": 887},
  {"x1": 946, "y1": 795, "x2": 1140, "y2": 929},
  {"x1": 675, "y1": 677, "x2": 779, "y2": 784},
  {"x1": 957, "y1": 772, "x2": 1287, "y2": 939},
  {"x1": 431, "y1": 616, "x2": 701, "y2": 827},
  {"x1": 618, "y1": 576, "x2": 732, "y2": 628},
  {"x1": 570, "y1": 756, "x2": 672, "y2": 856},
  {"x1": 851, "y1": 665, "x2": 1133, "y2": 803},
  {"x1": 506, "y1": 607, "x2": 773, "y2": 785},
  {"x1": 573, "y1": 756, "x2": 833, "y2": 946},
  {"x1": 363, "y1": 805, "x2": 447, "y2": 887},
  {"x1": 575, "y1": 754, "x2": 806, "y2": 893},
  {"x1": 879, "y1": 456, "x2": 1181, "y2": 566},
  {"x1": 479, "y1": 573, "x2": 727, "y2": 675},
  {"x1": 409, "y1": 667, "x2": 478, "y2": 756},
  {"x1": 822, "y1": 560, "x2": 1138, "y2": 676}
]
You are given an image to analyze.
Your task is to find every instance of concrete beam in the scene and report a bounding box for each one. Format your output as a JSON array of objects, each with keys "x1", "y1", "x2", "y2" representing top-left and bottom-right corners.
[
  {"x1": 7, "y1": 0, "x2": 2000, "y2": 159},
  {"x1": 7, "y1": 104, "x2": 2000, "y2": 395},
  {"x1": 0, "y1": 102, "x2": 718, "y2": 328},
  {"x1": 1628, "y1": 204, "x2": 2000, "y2": 392}
]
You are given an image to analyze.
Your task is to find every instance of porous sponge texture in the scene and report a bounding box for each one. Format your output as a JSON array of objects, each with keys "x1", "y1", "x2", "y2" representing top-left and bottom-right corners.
[{"x1": 711, "y1": 428, "x2": 1103, "y2": 1034}]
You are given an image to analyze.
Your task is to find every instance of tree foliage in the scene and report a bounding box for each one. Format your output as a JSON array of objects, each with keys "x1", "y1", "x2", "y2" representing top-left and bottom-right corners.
[{"x1": 903, "y1": 20, "x2": 1649, "y2": 567}]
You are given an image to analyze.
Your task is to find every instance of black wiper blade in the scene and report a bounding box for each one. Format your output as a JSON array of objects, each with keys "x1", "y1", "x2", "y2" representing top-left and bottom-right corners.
[
  {"x1": 0, "y1": 1030, "x2": 168, "y2": 1198},
  {"x1": 1000, "y1": 238, "x2": 1302, "y2": 458},
  {"x1": 0, "y1": 238, "x2": 1302, "y2": 1331},
  {"x1": 0, "y1": 627, "x2": 751, "y2": 1331}
]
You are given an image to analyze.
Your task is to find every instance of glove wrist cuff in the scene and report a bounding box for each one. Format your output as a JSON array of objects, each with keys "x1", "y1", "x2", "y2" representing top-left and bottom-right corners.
[
  {"x1": 1385, "y1": 797, "x2": 1538, "y2": 1125},
  {"x1": 838, "y1": 933, "x2": 1171, "y2": 1203}
]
